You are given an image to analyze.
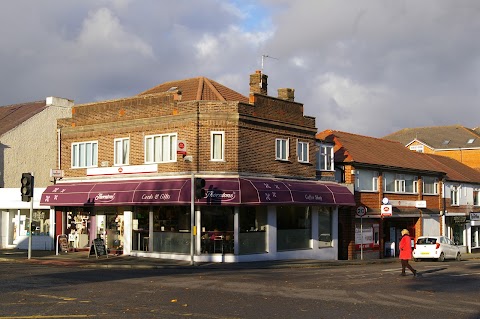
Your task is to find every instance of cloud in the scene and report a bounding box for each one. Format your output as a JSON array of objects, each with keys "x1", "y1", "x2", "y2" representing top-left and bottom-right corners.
[{"x1": 1, "y1": 0, "x2": 480, "y2": 138}]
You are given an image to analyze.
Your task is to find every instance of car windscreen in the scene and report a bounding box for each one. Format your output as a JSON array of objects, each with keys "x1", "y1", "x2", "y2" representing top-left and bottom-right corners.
[{"x1": 416, "y1": 238, "x2": 437, "y2": 245}]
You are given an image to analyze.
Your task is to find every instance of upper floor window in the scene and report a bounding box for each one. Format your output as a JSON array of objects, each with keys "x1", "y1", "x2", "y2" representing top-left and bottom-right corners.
[
  {"x1": 71, "y1": 141, "x2": 98, "y2": 168},
  {"x1": 423, "y1": 176, "x2": 439, "y2": 195},
  {"x1": 114, "y1": 138, "x2": 130, "y2": 166},
  {"x1": 474, "y1": 189, "x2": 480, "y2": 206},
  {"x1": 451, "y1": 185, "x2": 460, "y2": 206},
  {"x1": 211, "y1": 131, "x2": 225, "y2": 161},
  {"x1": 355, "y1": 170, "x2": 379, "y2": 192},
  {"x1": 384, "y1": 172, "x2": 418, "y2": 193},
  {"x1": 297, "y1": 140, "x2": 309, "y2": 163},
  {"x1": 276, "y1": 138, "x2": 289, "y2": 161},
  {"x1": 145, "y1": 133, "x2": 177, "y2": 163},
  {"x1": 317, "y1": 144, "x2": 334, "y2": 171},
  {"x1": 409, "y1": 145, "x2": 424, "y2": 153}
]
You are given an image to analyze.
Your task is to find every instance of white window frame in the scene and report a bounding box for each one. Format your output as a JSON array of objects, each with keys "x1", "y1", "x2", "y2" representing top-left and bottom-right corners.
[
  {"x1": 409, "y1": 145, "x2": 424, "y2": 153},
  {"x1": 317, "y1": 144, "x2": 334, "y2": 171},
  {"x1": 211, "y1": 131, "x2": 225, "y2": 161},
  {"x1": 423, "y1": 177, "x2": 439, "y2": 195},
  {"x1": 395, "y1": 179, "x2": 406, "y2": 192},
  {"x1": 474, "y1": 189, "x2": 480, "y2": 206},
  {"x1": 114, "y1": 137, "x2": 130, "y2": 166},
  {"x1": 355, "y1": 170, "x2": 379, "y2": 192},
  {"x1": 297, "y1": 140, "x2": 309, "y2": 163},
  {"x1": 451, "y1": 185, "x2": 460, "y2": 206},
  {"x1": 144, "y1": 133, "x2": 177, "y2": 163},
  {"x1": 275, "y1": 138, "x2": 289, "y2": 161},
  {"x1": 71, "y1": 141, "x2": 98, "y2": 168}
]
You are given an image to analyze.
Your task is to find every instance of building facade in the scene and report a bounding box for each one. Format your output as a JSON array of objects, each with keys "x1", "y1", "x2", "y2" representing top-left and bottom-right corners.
[
  {"x1": 0, "y1": 97, "x2": 73, "y2": 249},
  {"x1": 40, "y1": 72, "x2": 355, "y2": 262},
  {"x1": 318, "y1": 129, "x2": 480, "y2": 260}
]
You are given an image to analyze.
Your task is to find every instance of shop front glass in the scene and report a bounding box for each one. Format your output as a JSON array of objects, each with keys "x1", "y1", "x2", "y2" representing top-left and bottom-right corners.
[
  {"x1": 132, "y1": 207, "x2": 150, "y2": 251},
  {"x1": 277, "y1": 206, "x2": 311, "y2": 251},
  {"x1": 152, "y1": 206, "x2": 191, "y2": 254},
  {"x1": 95, "y1": 208, "x2": 125, "y2": 251},
  {"x1": 200, "y1": 206, "x2": 234, "y2": 254},
  {"x1": 472, "y1": 226, "x2": 479, "y2": 249},
  {"x1": 12, "y1": 209, "x2": 51, "y2": 246},
  {"x1": 238, "y1": 206, "x2": 267, "y2": 254},
  {"x1": 318, "y1": 207, "x2": 332, "y2": 248},
  {"x1": 450, "y1": 217, "x2": 465, "y2": 245},
  {"x1": 66, "y1": 208, "x2": 91, "y2": 249}
]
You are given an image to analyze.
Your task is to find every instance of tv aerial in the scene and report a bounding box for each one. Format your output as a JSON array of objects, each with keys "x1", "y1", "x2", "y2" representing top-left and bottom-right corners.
[{"x1": 261, "y1": 54, "x2": 278, "y2": 71}]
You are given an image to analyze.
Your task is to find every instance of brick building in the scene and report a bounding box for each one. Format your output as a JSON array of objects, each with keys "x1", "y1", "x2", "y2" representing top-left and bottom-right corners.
[
  {"x1": 40, "y1": 71, "x2": 355, "y2": 262},
  {"x1": 317, "y1": 129, "x2": 480, "y2": 259}
]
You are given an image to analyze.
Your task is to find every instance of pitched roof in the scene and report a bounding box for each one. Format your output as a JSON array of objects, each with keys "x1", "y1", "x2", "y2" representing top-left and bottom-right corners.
[
  {"x1": 0, "y1": 101, "x2": 47, "y2": 136},
  {"x1": 424, "y1": 153, "x2": 480, "y2": 183},
  {"x1": 383, "y1": 125, "x2": 480, "y2": 149},
  {"x1": 317, "y1": 129, "x2": 444, "y2": 173},
  {"x1": 138, "y1": 77, "x2": 248, "y2": 103}
]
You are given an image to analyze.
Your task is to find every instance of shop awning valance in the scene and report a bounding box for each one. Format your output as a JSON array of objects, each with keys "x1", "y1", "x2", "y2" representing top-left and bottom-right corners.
[{"x1": 40, "y1": 177, "x2": 355, "y2": 207}]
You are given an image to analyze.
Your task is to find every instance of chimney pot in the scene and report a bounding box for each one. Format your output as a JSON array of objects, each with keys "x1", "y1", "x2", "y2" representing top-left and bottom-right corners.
[
  {"x1": 278, "y1": 88, "x2": 295, "y2": 102},
  {"x1": 249, "y1": 70, "x2": 268, "y2": 97}
]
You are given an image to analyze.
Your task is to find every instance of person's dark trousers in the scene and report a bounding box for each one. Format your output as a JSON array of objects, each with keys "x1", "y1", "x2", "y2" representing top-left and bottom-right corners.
[{"x1": 401, "y1": 259, "x2": 416, "y2": 275}]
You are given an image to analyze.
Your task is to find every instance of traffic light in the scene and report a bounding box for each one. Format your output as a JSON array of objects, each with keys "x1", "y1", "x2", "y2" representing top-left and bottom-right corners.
[
  {"x1": 194, "y1": 177, "x2": 206, "y2": 199},
  {"x1": 21, "y1": 172, "x2": 34, "y2": 202}
]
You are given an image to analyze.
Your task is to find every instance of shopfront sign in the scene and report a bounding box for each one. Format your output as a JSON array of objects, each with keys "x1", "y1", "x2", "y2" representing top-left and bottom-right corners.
[
  {"x1": 87, "y1": 164, "x2": 158, "y2": 176},
  {"x1": 381, "y1": 205, "x2": 393, "y2": 216},
  {"x1": 470, "y1": 212, "x2": 480, "y2": 221},
  {"x1": 41, "y1": 177, "x2": 356, "y2": 207}
]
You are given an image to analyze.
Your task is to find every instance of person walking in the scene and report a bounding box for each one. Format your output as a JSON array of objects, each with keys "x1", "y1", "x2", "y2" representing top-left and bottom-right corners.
[{"x1": 399, "y1": 229, "x2": 417, "y2": 277}]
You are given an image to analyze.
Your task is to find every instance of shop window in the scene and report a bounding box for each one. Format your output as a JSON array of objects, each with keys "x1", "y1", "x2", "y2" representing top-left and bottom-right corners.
[
  {"x1": 277, "y1": 206, "x2": 311, "y2": 251},
  {"x1": 151, "y1": 206, "x2": 191, "y2": 254},
  {"x1": 132, "y1": 207, "x2": 150, "y2": 251},
  {"x1": 145, "y1": 133, "x2": 177, "y2": 163},
  {"x1": 71, "y1": 141, "x2": 98, "y2": 168},
  {"x1": 318, "y1": 207, "x2": 332, "y2": 248},
  {"x1": 66, "y1": 210, "x2": 90, "y2": 249},
  {"x1": 200, "y1": 206, "x2": 234, "y2": 254},
  {"x1": 238, "y1": 206, "x2": 267, "y2": 254}
]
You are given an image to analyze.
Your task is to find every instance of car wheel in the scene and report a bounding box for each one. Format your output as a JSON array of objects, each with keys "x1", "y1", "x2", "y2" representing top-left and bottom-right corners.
[
  {"x1": 438, "y1": 252, "x2": 445, "y2": 262},
  {"x1": 456, "y1": 252, "x2": 461, "y2": 261},
  {"x1": 414, "y1": 258, "x2": 419, "y2": 262}
]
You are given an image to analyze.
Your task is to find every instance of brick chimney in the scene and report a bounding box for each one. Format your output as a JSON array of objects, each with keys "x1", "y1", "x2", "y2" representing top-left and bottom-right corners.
[
  {"x1": 277, "y1": 88, "x2": 295, "y2": 102},
  {"x1": 249, "y1": 70, "x2": 268, "y2": 96}
]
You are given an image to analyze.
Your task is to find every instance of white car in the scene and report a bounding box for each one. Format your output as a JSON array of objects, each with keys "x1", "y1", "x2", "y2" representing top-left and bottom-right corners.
[{"x1": 413, "y1": 236, "x2": 461, "y2": 262}]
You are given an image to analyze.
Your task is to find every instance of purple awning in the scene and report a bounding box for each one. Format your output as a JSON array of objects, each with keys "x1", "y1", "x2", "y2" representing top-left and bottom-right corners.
[{"x1": 40, "y1": 177, "x2": 355, "y2": 207}]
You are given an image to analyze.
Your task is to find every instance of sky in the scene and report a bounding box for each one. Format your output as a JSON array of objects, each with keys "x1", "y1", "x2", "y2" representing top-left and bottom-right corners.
[{"x1": 1, "y1": 0, "x2": 480, "y2": 137}]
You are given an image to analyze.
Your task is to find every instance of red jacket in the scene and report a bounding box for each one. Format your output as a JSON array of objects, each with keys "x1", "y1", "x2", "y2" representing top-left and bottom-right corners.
[{"x1": 399, "y1": 235, "x2": 413, "y2": 260}]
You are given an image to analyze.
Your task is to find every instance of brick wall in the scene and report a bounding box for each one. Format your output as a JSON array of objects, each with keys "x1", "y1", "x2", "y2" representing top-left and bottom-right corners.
[{"x1": 58, "y1": 89, "x2": 318, "y2": 179}]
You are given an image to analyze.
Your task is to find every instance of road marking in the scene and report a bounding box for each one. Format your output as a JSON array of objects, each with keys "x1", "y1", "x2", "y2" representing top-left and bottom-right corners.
[
  {"x1": 381, "y1": 268, "x2": 400, "y2": 272},
  {"x1": 423, "y1": 265, "x2": 450, "y2": 268},
  {"x1": 0, "y1": 315, "x2": 95, "y2": 318}
]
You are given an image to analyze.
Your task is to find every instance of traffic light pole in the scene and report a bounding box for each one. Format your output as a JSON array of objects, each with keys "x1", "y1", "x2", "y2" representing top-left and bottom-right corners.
[
  {"x1": 28, "y1": 195, "x2": 33, "y2": 259},
  {"x1": 190, "y1": 173, "x2": 195, "y2": 266}
]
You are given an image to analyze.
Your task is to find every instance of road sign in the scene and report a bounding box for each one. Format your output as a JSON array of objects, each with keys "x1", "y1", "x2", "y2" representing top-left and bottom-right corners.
[
  {"x1": 356, "y1": 206, "x2": 367, "y2": 217},
  {"x1": 381, "y1": 205, "x2": 392, "y2": 216}
]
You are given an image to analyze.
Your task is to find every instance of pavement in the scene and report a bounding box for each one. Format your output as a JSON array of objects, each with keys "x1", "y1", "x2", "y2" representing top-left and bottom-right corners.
[{"x1": 1, "y1": 248, "x2": 479, "y2": 270}]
